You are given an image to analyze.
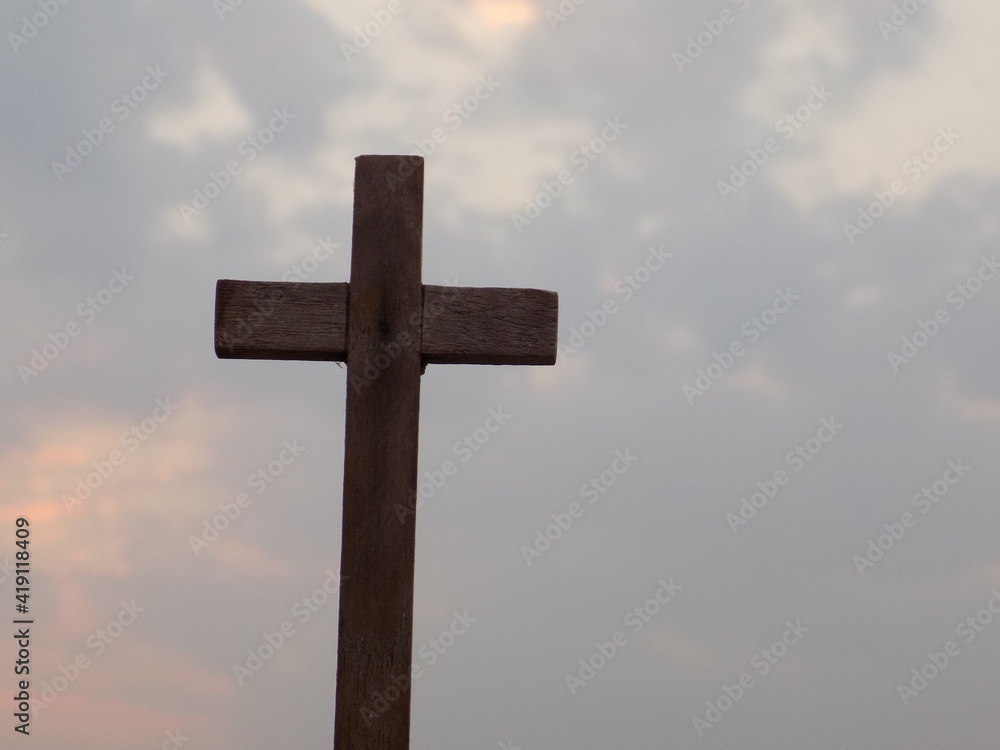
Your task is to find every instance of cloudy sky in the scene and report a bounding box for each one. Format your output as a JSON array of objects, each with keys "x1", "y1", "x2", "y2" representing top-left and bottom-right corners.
[{"x1": 3, "y1": 0, "x2": 1000, "y2": 748}]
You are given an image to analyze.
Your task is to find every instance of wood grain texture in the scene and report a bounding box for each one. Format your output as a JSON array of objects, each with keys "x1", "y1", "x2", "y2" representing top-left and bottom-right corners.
[
  {"x1": 334, "y1": 155, "x2": 424, "y2": 750},
  {"x1": 422, "y1": 285, "x2": 558, "y2": 365},
  {"x1": 214, "y1": 154, "x2": 560, "y2": 750},
  {"x1": 215, "y1": 281, "x2": 559, "y2": 366},
  {"x1": 214, "y1": 280, "x2": 348, "y2": 360}
]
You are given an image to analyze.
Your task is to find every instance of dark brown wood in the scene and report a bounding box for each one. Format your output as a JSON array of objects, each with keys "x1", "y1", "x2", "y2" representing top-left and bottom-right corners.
[
  {"x1": 212, "y1": 154, "x2": 559, "y2": 750},
  {"x1": 334, "y1": 155, "x2": 424, "y2": 749},
  {"x1": 215, "y1": 282, "x2": 558, "y2": 365},
  {"x1": 215, "y1": 280, "x2": 347, "y2": 360},
  {"x1": 422, "y1": 285, "x2": 558, "y2": 365}
]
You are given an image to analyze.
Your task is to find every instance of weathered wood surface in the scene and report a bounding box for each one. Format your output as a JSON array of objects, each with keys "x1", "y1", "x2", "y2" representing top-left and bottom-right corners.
[
  {"x1": 422, "y1": 285, "x2": 558, "y2": 365},
  {"x1": 213, "y1": 153, "x2": 560, "y2": 750},
  {"x1": 215, "y1": 280, "x2": 347, "y2": 360},
  {"x1": 215, "y1": 282, "x2": 557, "y2": 365},
  {"x1": 334, "y1": 155, "x2": 423, "y2": 750}
]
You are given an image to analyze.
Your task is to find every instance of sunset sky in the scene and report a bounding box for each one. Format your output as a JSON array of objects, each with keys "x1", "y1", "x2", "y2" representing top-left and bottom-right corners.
[{"x1": 3, "y1": 1, "x2": 1000, "y2": 748}]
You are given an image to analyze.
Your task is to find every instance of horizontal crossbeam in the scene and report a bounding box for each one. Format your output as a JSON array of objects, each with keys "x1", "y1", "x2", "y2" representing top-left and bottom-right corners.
[
  {"x1": 215, "y1": 280, "x2": 558, "y2": 366},
  {"x1": 215, "y1": 280, "x2": 349, "y2": 361}
]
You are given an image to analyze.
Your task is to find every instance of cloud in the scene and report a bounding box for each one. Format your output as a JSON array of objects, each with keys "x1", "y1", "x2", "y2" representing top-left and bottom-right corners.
[
  {"x1": 764, "y1": 0, "x2": 1000, "y2": 208},
  {"x1": 197, "y1": 537, "x2": 294, "y2": 579},
  {"x1": 260, "y1": 0, "x2": 581, "y2": 227},
  {"x1": 0, "y1": 396, "x2": 220, "y2": 579},
  {"x1": 147, "y1": 62, "x2": 253, "y2": 154},
  {"x1": 940, "y1": 377, "x2": 1000, "y2": 424},
  {"x1": 726, "y1": 362, "x2": 794, "y2": 401}
]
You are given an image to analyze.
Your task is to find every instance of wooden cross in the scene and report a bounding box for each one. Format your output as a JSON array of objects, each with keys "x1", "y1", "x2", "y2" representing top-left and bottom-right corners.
[{"x1": 214, "y1": 155, "x2": 558, "y2": 749}]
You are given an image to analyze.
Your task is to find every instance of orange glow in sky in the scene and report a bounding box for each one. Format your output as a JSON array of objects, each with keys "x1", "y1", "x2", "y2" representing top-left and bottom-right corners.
[{"x1": 473, "y1": 0, "x2": 539, "y2": 27}]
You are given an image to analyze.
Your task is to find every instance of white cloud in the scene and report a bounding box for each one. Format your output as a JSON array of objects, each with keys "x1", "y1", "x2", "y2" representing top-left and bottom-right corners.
[
  {"x1": 243, "y1": 91, "x2": 592, "y2": 226},
  {"x1": 661, "y1": 324, "x2": 702, "y2": 355},
  {"x1": 759, "y1": 0, "x2": 1000, "y2": 209},
  {"x1": 243, "y1": 0, "x2": 589, "y2": 228},
  {"x1": 739, "y1": 0, "x2": 853, "y2": 122},
  {"x1": 146, "y1": 63, "x2": 253, "y2": 154},
  {"x1": 726, "y1": 362, "x2": 793, "y2": 401},
  {"x1": 843, "y1": 283, "x2": 891, "y2": 311},
  {"x1": 940, "y1": 377, "x2": 1000, "y2": 424}
]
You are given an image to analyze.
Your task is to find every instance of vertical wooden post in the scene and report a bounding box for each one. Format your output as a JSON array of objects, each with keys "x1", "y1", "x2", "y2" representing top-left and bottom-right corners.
[
  {"x1": 334, "y1": 156, "x2": 424, "y2": 748},
  {"x1": 215, "y1": 153, "x2": 558, "y2": 749}
]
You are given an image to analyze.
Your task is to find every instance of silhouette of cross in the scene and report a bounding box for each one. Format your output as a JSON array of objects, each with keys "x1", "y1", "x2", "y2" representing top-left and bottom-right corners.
[{"x1": 214, "y1": 155, "x2": 558, "y2": 749}]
